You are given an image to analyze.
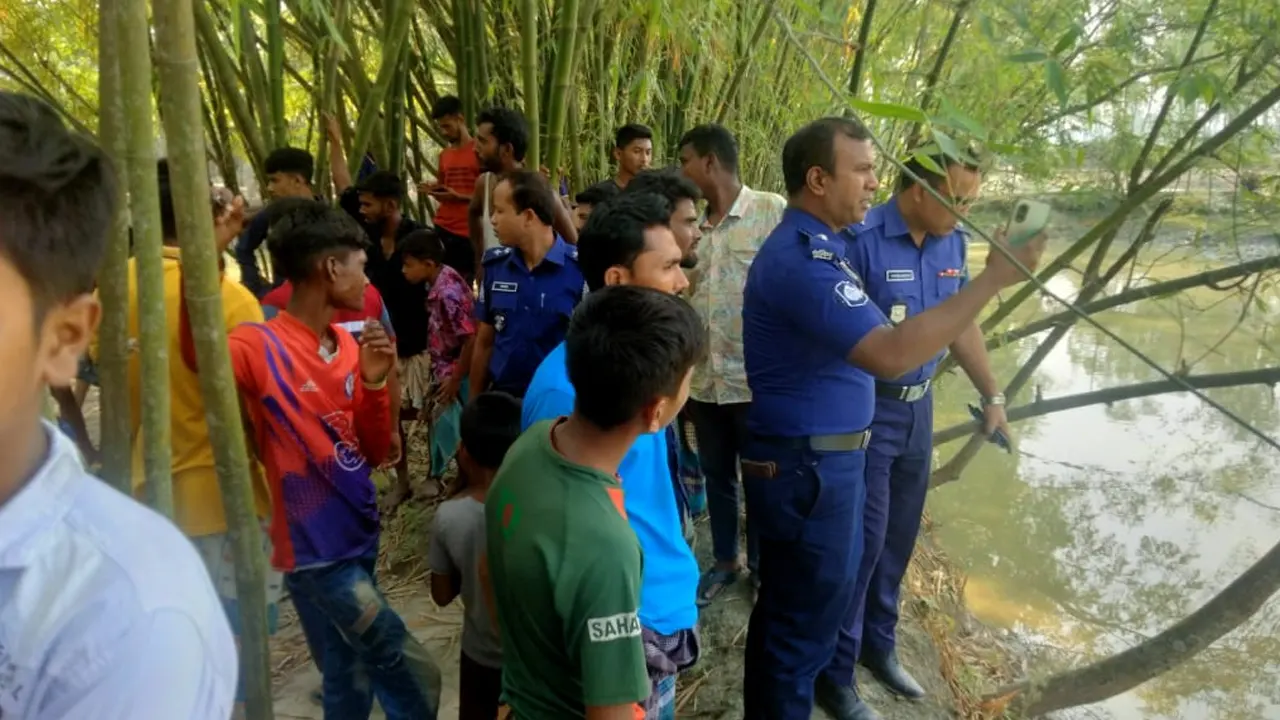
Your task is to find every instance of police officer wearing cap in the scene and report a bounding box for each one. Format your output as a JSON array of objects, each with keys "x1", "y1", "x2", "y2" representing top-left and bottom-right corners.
[
  {"x1": 470, "y1": 168, "x2": 585, "y2": 400},
  {"x1": 819, "y1": 150, "x2": 1013, "y2": 717},
  {"x1": 740, "y1": 117, "x2": 1045, "y2": 720}
]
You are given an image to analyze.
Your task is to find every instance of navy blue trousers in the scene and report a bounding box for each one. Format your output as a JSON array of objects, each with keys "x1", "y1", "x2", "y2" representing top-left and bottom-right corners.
[
  {"x1": 740, "y1": 438, "x2": 866, "y2": 719},
  {"x1": 823, "y1": 393, "x2": 933, "y2": 687}
]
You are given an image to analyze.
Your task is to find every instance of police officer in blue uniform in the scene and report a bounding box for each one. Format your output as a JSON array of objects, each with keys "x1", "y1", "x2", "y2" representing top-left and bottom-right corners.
[
  {"x1": 819, "y1": 150, "x2": 1013, "y2": 716},
  {"x1": 740, "y1": 117, "x2": 1045, "y2": 720},
  {"x1": 470, "y1": 169, "x2": 585, "y2": 399}
]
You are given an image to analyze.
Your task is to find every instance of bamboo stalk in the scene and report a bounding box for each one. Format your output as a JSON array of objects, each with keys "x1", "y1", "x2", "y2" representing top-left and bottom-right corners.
[
  {"x1": 349, "y1": 0, "x2": 415, "y2": 167},
  {"x1": 265, "y1": 0, "x2": 287, "y2": 146},
  {"x1": 153, "y1": 0, "x2": 274, "y2": 715},
  {"x1": 96, "y1": 0, "x2": 132, "y2": 492},
  {"x1": 518, "y1": 0, "x2": 540, "y2": 166},
  {"x1": 119, "y1": 0, "x2": 173, "y2": 515},
  {"x1": 194, "y1": 1, "x2": 268, "y2": 173},
  {"x1": 541, "y1": 0, "x2": 580, "y2": 183}
]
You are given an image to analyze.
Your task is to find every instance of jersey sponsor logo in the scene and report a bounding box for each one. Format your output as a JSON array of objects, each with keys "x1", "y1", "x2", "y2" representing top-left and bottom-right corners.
[
  {"x1": 587, "y1": 611, "x2": 642, "y2": 643},
  {"x1": 299, "y1": 379, "x2": 320, "y2": 393},
  {"x1": 834, "y1": 280, "x2": 868, "y2": 308},
  {"x1": 886, "y1": 269, "x2": 914, "y2": 282},
  {"x1": 322, "y1": 410, "x2": 366, "y2": 472},
  {"x1": 491, "y1": 281, "x2": 519, "y2": 293}
]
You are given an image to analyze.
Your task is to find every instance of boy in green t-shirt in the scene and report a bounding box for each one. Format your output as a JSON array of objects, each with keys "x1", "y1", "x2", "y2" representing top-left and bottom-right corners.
[{"x1": 484, "y1": 285, "x2": 707, "y2": 720}]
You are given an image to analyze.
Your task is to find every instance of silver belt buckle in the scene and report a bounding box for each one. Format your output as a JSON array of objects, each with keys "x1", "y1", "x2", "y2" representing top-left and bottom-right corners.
[{"x1": 905, "y1": 380, "x2": 929, "y2": 402}]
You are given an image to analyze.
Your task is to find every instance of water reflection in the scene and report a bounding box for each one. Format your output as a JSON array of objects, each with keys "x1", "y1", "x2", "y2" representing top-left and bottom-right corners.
[{"x1": 930, "y1": 262, "x2": 1280, "y2": 719}]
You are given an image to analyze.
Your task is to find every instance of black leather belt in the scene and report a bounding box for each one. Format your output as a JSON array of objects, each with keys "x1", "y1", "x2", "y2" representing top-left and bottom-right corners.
[
  {"x1": 752, "y1": 429, "x2": 871, "y2": 453},
  {"x1": 876, "y1": 379, "x2": 931, "y2": 402}
]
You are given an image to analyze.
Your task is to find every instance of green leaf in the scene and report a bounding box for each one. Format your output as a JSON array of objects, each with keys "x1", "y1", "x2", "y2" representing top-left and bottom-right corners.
[
  {"x1": 1075, "y1": 147, "x2": 1085, "y2": 167},
  {"x1": 1052, "y1": 25, "x2": 1082, "y2": 55},
  {"x1": 988, "y1": 142, "x2": 1021, "y2": 155},
  {"x1": 1254, "y1": 295, "x2": 1269, "y2": 313},
  {"x1": 979, "y1": 13, "x2": 996, "y2": 40},
  {"x1": 1007, "y1": 50, "x2": 1048, "y2": 63},
  {"x1": 913, "y1": 151, "x2": 945, "y2": 175},
  {"x1": 932, "y1": 129, "x2": 965, "y2": 163},
  {"x1": 1045, "y1": 60, "x2": 1069, "y2": 107},
  {"x1": 936, "y1": 98, "x2": 989, "y2": 140},
  {"x1": 847, "y1": 98, "x2": 928, "y2": 123}
]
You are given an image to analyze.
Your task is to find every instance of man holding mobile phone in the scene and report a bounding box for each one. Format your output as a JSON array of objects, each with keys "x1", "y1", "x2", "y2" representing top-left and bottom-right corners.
[{"x1": 817, "y1": 147, "x2": 1034, "y2": 719}]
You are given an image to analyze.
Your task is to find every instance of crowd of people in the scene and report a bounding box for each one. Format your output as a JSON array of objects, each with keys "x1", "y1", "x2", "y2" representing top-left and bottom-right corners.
[{"x1": 0, "y1": 83, "x2": 1045, "y2": 720}]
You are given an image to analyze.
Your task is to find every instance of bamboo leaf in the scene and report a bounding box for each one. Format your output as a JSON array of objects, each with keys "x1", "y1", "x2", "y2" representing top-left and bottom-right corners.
[
  {"x1": 1045, "y1": 59, "x2": 1069, "y2": 107},
  {"x1": 847, "y1": 97, "x2": 927, "y2": 123},
  {"x1": 978, "y1": 13, "x2": 995, "y2": 40},
  {"x1": 1007, "y1": 49, "x2": 1048, "y2": 63},
  {"x1": 932, "y1": 129, "x2": 966, "y2": 163},
  {"x1": 913, "y1": 151, "x2": 945, "y2": 175},
  {"x1": 936, "y1": 97, "x2": 988, "y2": 140},
  {"x1": 1051, "y1": 25, "x2": 1082, "y2": 55}
]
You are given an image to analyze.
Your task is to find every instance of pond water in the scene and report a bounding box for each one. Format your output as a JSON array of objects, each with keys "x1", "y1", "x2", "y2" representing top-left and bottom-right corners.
[{"x1": 930, "y1": 247, "x2": 1280, "y2": 719}]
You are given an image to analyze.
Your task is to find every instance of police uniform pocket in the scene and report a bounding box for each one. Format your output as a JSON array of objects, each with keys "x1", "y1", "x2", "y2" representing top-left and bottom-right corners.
[{"x1": 740, "y1": 452, "x2": 822, "y2": 543}]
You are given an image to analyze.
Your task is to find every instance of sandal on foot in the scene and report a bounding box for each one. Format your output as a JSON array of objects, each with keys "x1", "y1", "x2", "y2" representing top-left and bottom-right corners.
[{"x1": 696, "y1": 568, "x2": 739, "y2": 607}]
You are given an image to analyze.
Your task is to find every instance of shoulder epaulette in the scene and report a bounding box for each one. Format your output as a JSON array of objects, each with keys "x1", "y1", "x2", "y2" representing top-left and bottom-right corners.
[{"x1": 481, "y1": 246, "x2": 512, "y2": 264}]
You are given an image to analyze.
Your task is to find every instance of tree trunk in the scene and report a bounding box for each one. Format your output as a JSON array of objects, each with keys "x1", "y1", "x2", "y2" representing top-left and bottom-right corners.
[
  {"x1": 715, "y1": 0, "x2": 776, "y2": 124},
  {"x1": 847, "y1": 0, "x2": 877, "y2": 97},
  {"x1": 264, "y1": 0, "x2": 287, "y2": 147},
  {"x1": 518, "y1": 0, "x2": 540, "y2": 167},
  {"x1": 194, "y1": 1, "x2": 268, "y2": 175},
  {"x1": 313, "y1": 0, "x2": 349, "y2": 199},
  {"x1": 152, "y1": 0, "x2": 274, "y2": 715},
  {"x1": 96, "y1": 0, "x2": 133, "y2": 492},
  {"x1": 119, "y1": 0, "x2": 173, "y2": 515},
  {"x1": 986, "y1": 538, "x2": 1280, "y2": 716}
]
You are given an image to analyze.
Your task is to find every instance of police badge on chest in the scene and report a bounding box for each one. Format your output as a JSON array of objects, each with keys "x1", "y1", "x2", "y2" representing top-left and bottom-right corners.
[
  {"x1": 494, "y1": 313, "x2": 507, "y2": 333},
  {"x1": 890, "y1": 303, "x2": 907, "y2": 324}
]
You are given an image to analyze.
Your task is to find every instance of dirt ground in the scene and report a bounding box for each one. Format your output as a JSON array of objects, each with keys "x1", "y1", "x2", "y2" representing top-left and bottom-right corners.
[{"x1": 268, "y1": 444, "x2": 1018, "y2": 719}]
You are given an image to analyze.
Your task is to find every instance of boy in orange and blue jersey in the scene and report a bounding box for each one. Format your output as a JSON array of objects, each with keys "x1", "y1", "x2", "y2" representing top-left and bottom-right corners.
[{"x1": 228, "y1": 200, "x2": 441, "y2": 719}]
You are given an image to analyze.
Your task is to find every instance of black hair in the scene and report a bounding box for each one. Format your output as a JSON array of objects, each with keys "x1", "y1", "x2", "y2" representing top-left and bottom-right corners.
[
  {"x1": 896, "y1": 147, "x2": 984, "y2": 192},
  {"x1": 781, "y1": 116, "x2": 873, "y2": 196},
  {"x1": 0, "y1": 91, "x2": 117, "y2": 314},
  {"x1": 574, "y1": 180, "x2": 619, "y2": 207},
  {"x1": 498, "y1": 169, "x2": 556, "y2": 226},
  {"x1": 615, "y1": 123, "x2": 653, "y2": 150},
  {"x1": 264, "y1": 147, "x2": 314, "y2": 183},
  {"x1": 577, "y1": 193, "x2": 672, "y2": 292},
  {"x1": 265, "y1": 199, "x2": 370, "y2": 284},
  {"x1": 398, "y1": 228, "x2": 446, "y2": 263},
  {"x1": 460, "y1": 391, "x2": 522, "y2": 469},
  {"x1": 157, "y1": 159, "x2": 177, "y2": 240},
  {"x1": 431, "y1": 95, "x2": 464, "y2": 121},
  {"x1": 624, "y1": 167, "x2": 701, "y2": 209},
  {"x1": 565, "y1": 285, "x2": 706, "y2": 431},
  {"x1": 356, "y1": 170, "x2": 404, "y2": 200},
  {"x1": 677, "y1": 124, "x2": 739, "y2": 174},
  {"x1": 476, "y1": 106, "x2": 529, "y2": 162}
]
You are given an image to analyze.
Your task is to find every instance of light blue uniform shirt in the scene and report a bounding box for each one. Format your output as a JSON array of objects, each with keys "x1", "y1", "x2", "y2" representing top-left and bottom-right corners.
[
  {"x1": 522, "y1": 342, "x2": 700, "y2": 635},
  {"x1": 0, "y1": 424, "x2": 238, "y2": 719}
]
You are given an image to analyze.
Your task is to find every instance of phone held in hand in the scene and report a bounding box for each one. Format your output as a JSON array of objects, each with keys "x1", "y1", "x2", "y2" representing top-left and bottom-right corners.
[
  {"x1": 968, "y1": 403, "x2": 1012, "y2": 453},
  {"x1": 1006, "y1": 199, "x2": 1051, "y2": 247}
]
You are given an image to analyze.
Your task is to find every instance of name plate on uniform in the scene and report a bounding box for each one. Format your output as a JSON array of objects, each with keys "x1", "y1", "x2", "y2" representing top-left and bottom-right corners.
[
  {"x1": 886, "y1": 269, "x2": 914, "y2": 282},
  {"x1": 491, "y1": 281, "x2": 519, "y2": 292}
]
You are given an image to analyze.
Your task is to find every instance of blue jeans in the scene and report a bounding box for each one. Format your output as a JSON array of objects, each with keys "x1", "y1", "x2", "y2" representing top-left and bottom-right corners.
[
  {"x1": 740, "y1": 438, "x2": 866, "y2": 720},
  {"x1": 287, "y1": 552, "x2": 442, "y2": 719},
  {"x1": 686, "y1": 400, "x2": 758, "y2": 572}
]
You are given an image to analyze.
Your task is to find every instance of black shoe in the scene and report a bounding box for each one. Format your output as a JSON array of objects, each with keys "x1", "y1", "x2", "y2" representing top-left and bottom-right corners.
[
  {"x1": 815, "y1": 677, "x2": 882, "y2": 720},
  {"x1": 861, "y1": 652, "x2": 925, "y2": 699}
]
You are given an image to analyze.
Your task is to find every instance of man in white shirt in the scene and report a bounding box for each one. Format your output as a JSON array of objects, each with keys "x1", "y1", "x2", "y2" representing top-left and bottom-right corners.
[{"x1": 0, "y1": 90, "x2": 237, "y2": 720}]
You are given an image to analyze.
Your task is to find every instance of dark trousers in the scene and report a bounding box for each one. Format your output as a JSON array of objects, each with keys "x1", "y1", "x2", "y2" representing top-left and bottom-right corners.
[
  {"x1": 437, "y1": 227, "x2": 476, "y2": 284},
  {"x1": 824, "y1": 392, "x2": 933, "y2": 687},
  {"x1": 458, "y1": 651, "x2": 502, "y2": 720},
  {"x1": 287, "y1": 552, "x2": 442, "y2": 719},
  {"x1": 740, "y1": 438, "x2": 867, "y2": 720},
  {"x1": 686, "y1": 400, "x2": 758, "y2": 571}
]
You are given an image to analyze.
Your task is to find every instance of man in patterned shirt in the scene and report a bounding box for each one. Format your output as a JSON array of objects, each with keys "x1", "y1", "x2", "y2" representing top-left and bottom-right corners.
[
  {"x1": 677, "y1": 124, "x2": 787, "y2": 607},
  {"x1": 400, "y1": 229, "x2": 476, "y2": 479}
]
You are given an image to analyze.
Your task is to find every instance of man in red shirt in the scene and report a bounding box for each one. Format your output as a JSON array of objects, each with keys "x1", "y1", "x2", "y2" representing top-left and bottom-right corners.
[
  {"x1": 420, "y1": 95, "x2": 481, "y2": 283},
  {"x1": 228, "y1": 200, "x2": 442, "y2": 718}
]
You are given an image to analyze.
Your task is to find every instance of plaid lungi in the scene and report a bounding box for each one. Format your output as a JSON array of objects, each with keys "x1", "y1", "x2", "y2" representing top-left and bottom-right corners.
[{"x1": 641, "y1": 625, "x2": 700, "y2": 719}]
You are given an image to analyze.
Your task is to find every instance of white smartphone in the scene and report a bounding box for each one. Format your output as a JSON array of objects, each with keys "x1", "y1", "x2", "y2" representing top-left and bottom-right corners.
[{"x1": 1006, "y1": 199, "x2": 1051, "y2": 247}]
